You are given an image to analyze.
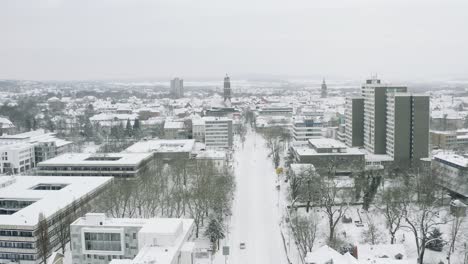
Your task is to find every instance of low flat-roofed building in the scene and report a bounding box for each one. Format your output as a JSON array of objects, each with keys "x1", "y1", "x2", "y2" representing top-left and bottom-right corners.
[
  {"x1": 70, "y1": 213, "x2": 195, "y2": 264},
  {"x1": 37, "y1": 153, "x2": 153, "y2": 178},
  {"x1": 124, "y1": 139, "x2": 196, "y2": 161},
  {"x1": 433, "y1": 153, "x2": 468, "y2": 199},
  {"x1": 0, "y1": 176, "x2": 112, "y2": 264},
  {"x1": 290, "y1": 138, "x2": 365, "y2": 175}
]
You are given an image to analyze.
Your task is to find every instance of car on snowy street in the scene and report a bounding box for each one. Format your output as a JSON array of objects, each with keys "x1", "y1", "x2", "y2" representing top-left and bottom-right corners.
[{"x1": 240, "y1": 242, "x2": 246, "y2": 249}]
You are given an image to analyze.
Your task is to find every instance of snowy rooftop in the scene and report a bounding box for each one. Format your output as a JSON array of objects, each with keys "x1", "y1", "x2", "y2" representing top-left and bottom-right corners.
[
  {"x1": 308, "y1": 138, "x2": 347, "y2": 149},
  {"x1": 38, "y1": 152, "x2": 153, "y2": 166},
  {"x1": 0, "y1": 117, "x2": 14, "y2": 129},
  {"x1": 125, "y1": 139, "x2": 195, "y2": 153},
  {"x1": 433, "y1": 153, "x2": 468, "y2": 168},
  {"x1": 195, "y1": 149, "x2": 226, "y2": 159},
  {"x1": 305, "y1": 245, "x2": 359, "y2": 264},
  {"x1": 357, "y1": 244, "x2": 408, "y2": 264},
  {"x1": 290, "y1": 163, "x2": 316, "y2": 175},
  {"x1": 164, "y1": 121, "x2": 185, "y2": 129},
  {"x1": 0, "y1": 176, "x2": 112, "y2": 226}
]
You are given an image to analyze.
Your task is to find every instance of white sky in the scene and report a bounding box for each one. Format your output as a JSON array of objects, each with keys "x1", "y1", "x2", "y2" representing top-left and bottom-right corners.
[{"x1": 1, "y1": 0, "x2": 467, "y2": 81}]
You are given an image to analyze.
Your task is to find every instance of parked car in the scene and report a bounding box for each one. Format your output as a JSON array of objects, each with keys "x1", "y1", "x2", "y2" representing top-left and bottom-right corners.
[{"x1": 240, "y1": 242, "x2": 246, "y2": 249}]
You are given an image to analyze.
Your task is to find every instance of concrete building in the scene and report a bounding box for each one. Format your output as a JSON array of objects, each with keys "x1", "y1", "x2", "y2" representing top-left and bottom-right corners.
[
  {"x1": 163, "y1": 121, "x2": 187, "y2": 140},
  {"x1": 432, "y1": 153, "x2": 468, "y2": 200},
  {"x1": 70, "y1": 213, "x2": 194, "y2": 264},
  {"x1": 0, "y1": 176, "x2": 112, "y2": 264},
  {"x1": 0, "y1": 130, "x2": 72, "y2": 165},
  {"x1": 345, "y1": 78, "x2": 430, "y2": 166},
  {"x1": 290, "y1": 138, "x2": 365, "y2": 176},
  {"x1": 362, "y1": 78, "x2": 407, "y2": 154},
  {"x1": 0, "y1": 143, "x2": 35, "y2": 174},
  {"x1": 430, "y1": 130, "x2": 457, "y2": 150},
  {"x1": 344, "y1": 97, "x2": 364, "y2": 147},
  {"x1": 291, "y1": 117, "x2": 322, "y2": 142},
  {"x1": 191, "y1": 119, "x2": 205, "y2": 143},
  {"x1": 37, "y1": 153, "x2": 153, "y2": 178},
  {"x1": 203, "y1": 117, "x2": 233, "y2": 149},
  {"x1": 223, "y1": 75, "x2": 231, "y2": 102},
  {"x1": 386, "y1": 93, "x2": 430, "y2": 164},
  {"x1": 170, "y1": 78, "x2": 184, "y2": 99}
]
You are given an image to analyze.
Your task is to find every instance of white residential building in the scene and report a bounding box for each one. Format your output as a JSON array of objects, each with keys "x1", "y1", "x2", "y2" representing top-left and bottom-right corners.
[
  {"x1": 70, "y1": 213, "x2": 195, "y2": 264},
  {"x1": 0, "y1": 143, "x2": 35, "y2": 174},
  {"x1": 203, "y1": 117, "x2": 233, "y2": 149},
  {"x1": 0, "y1": 176, "x2": 112, "y2": 264},
  {"x1": 0, "y1": 130, "x2": 72, "y2": 164}
]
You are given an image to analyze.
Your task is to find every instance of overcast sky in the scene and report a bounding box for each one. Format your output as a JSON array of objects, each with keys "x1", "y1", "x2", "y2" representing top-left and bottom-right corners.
[{"x1": 1, "y1": 0, "x2": 467, "y2": 81}]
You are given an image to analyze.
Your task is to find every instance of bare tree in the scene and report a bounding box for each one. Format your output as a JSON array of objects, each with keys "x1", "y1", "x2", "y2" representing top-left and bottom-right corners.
[
  {"x1": 447, "y1": 215, "x2": 465, "y2": 264},
  {"x1": 401, "y1": 172, "x2": 449, "y2": 264},
  {"x1": 291, "y1": 213, "x2": 318, "y2": 257},
  {"x1": 376, "y1": 182, "x2": 405, "y2": 244},
  {"x1": 317, "y1": 177, "x2": 349, "y2": 247},
  {"x1": 36, "y1": 213, "x2": 50, "y2": 264},
  {"x1": 56, "y1": 212, "x2": 72, "y2": 254},
  {"x1": 361, "y1": 213, "x2": 383, "y2": 245}
]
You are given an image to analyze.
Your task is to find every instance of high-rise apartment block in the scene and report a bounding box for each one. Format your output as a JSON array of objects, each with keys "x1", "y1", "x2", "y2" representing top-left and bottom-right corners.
[
  {"x1": 170, "y1": 78, "x2": 184, "y2": 98},
  {"x1": 344, "y1": 97, "x2": 364, "y2": 147},
  {"x1": 345, "y1": 78, "x2": 429, "y2": 165}
]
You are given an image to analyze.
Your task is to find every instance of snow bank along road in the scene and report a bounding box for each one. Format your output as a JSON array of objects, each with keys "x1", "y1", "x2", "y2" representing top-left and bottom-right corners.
[{"x1": 227, "y1": 130, "x2": 288, "y2": 264}]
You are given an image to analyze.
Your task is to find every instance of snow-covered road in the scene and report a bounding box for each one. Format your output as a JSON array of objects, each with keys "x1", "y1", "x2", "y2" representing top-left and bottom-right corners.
[{"x1": 226, "y1": 129, "x2": 288, "y2": 264}]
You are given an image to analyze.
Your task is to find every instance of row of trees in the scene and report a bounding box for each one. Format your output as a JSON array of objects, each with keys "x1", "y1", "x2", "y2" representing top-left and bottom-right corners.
[
  {"x1": 288, "y1": 164, "x2": 466, "y2": 264},
  {"x1": 95, "y1": 158, "x2": 235, "y2": 251}
]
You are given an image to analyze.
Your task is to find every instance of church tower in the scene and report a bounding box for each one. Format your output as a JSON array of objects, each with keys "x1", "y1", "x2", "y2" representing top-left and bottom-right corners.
[
  {"x1": 321, "y1": 79, "x2": 328, "y2": 98},
  {"x1": 224, "y1": 74, "x2": 231, "y2": 102}
]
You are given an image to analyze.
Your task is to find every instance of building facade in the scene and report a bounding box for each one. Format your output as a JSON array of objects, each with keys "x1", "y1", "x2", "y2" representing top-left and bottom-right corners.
[
  {"x1": 70, "y1": 213, "x2": 194, "y2": 264},
  {"x1": 292, "y1": 117, "x2": 322, "y2": 142},
  {"x1": 0, "y1": 176, "x2": 112, "y2": 264},
  {"x1": 432, "y1": 153, "x2": 468, "y2": 201},
  {"x1": 37, "y1": 153, "x2": 153, "y2": 178},
  {"x1": 170, "y1": 78, "x2": 184, "y2": 99},
  {"x1": 203, "y1": 117, "x2": 233, "y2": 149},
  {"x1": 344, "y1": 97, "x2": 364, "y2": 147}
]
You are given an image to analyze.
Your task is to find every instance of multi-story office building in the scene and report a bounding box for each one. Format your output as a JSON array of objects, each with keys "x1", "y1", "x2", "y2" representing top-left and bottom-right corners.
[
  {"x1": 203, "y1": 117, "x2": 233, "y2": 149},
  {"x1": 170, "y1": 78, "x2": 184, "y2": 98},
  {"x1": 432, "y1": 153, "x2": 468, "y2": 201},
  {"x1": 0, "y1": 130, "x2": 72, "y2": 168},
  {"x1": 0, "y1": 176, "x2": 112, "y2": 264},
  {"x1": 191, "y1": 118, "x2": 205, "y2": 143},
  {"x1": 344, "y1": 97, "x2": 364, "y2": 147},
  {"x1": 291, "y1": 117, "x2": 323, "y2": 142},
  {"x1": 386, "y1": 93, "x2": 429, "y2": 163},
  {"x1": 37, "y1": 153, "x2": 153, "y2": 178},
  {"x1": 70, "y1": 213, "x2": 195, "y2": 264},
  {"x1": 0, "y1": 143, "x2": 35, "y2": 174}
]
